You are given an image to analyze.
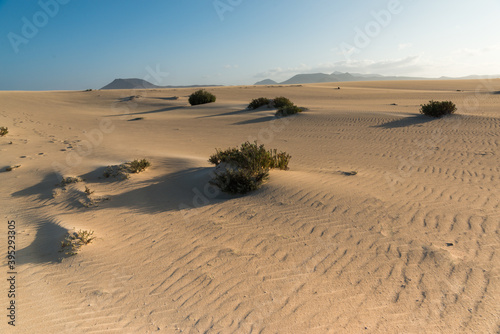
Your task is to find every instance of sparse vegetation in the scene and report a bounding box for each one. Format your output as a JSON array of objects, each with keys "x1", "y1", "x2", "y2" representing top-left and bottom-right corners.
[
  {"x1": 209, "y1": 141, "x2": 291, "y2": 194},
  {"x1": 276, "y1": 105, "x2": 305, "y2": 117},
  {"x1": 104, "y1": 159, "x2": 151, "y2": 179},
  {"x1": 420, "y1": 100, "x2": 457, "y2": 118},
  {"x1": 4, "y1": 165, "x2": 21, "y2": 172},
  {"x1": 247, "y1": 96, "x2": 307, "y2": 117},
  {"x1": 0, "y1": 127, "x2": 8, "y2": 137},
  {"x1": 211, "y1": 167, "x2": 268, "y2": 194},
  {"x1": 84, "y1": 186, "x2": 94, "y2": 196},
  {"x1": 60, "y1": 230, "x2": 96, "y2": 256},
  {"x1": 272, "y1": 96, "x2": 294, "y2": 109},
  {"x1": 104, "y1": 164, "x2": 130, "y2": 179},
  {"x1": 188, "y1": 89, "x2": 216, "y2": 106},
  {"x1": 128, "y1": 159, "x2": 151, "y2": 173},
  {"x1": 248, "y1": 97, "x2": 272, "y2": 110},
  {"x1": 59, "y1": 176, "x2": 82, "y2": 187}
]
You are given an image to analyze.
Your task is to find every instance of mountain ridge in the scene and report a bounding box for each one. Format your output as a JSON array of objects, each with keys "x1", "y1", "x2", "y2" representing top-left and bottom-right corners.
[
  {"x1": 254, "y1": 72, "x2": 500, "y2": 85},
  {"x1": 101, "y1": 78, "x2": 222, "y2": 90}
]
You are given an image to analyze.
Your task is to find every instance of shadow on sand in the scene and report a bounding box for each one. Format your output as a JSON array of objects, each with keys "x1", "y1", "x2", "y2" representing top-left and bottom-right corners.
[
  {"x1": 373, "y1": 114, "x2": 435, "y2": 129},
  {"x1": 232, "y1": 116, "x2": 277, "y2": 125},
  {"x1": 105, "y1": 106, "x2": 186, "y2": 117},
  {"x1": 11, "y1": 173, "x2": 61, "y2": 201},
  {"x1": 98, "y1": 166, "x2": 234, "y2": 215},
  {"x1": 196, "y1": 107, "x2": 268, "y2": 119},
  {"x1": 17, "y1": 218, "x2": 69, "y2": 264}
]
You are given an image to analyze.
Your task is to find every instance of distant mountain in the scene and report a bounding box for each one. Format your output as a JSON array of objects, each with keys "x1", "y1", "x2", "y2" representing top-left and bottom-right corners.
[
  {"x1": 439, "y1": 74, "x2": 500, "y2": 80},
  {"x1": 254, "y1": 72, "x2": 500, "y2": 86},
  {"x1": 254, "y1": 79, "x2": 278, "y2": 85},
  {"x1": 102, "y1": 79, "x2": 158, "y2": 90},
  {"x1": 281, "y1": 73, "x2": 341, "y2": 85},
  {"x1": 254, "y1": 72, "x2": 428, "y2": 85},
  {"x1": 101, "y1": 78, "x2": 222, "y2": 90}
]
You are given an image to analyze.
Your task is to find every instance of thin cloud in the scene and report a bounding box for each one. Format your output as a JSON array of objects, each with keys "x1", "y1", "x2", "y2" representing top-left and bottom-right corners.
[{"x1": 398, "y1": 43, "x2": 413, "y2": 50}]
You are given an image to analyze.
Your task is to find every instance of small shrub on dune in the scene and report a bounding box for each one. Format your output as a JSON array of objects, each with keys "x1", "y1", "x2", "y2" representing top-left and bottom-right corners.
[
  {"x1": 211, "y1": 167, "x2": 269, "y2": 194},
  {"x1": 272, "y1": 96, "x2": 294, "y2": 109},
  {"x1": 248, "y1": 97, "x2": 272, "y2": 110},
  {"x1": 188, "y1": 89, "x2": 216, "y2": 106},
  {"x1": 275, "y1": 105, "x2": 305, "y2": 117},
  {"x1": 104, "y1": 159, "x2": 151, "y2": 179},
  {"x1": 269, "y1": 149, "x2": 292, "y2": 170},
  {"x1": 128, "y1": 159, "x2": 151, "y2": 173},
  {"x1": 209, "y1": 141, "x2": 291, "y2": 194},
  {"x1": 0, "y1": 127, "x2": 8, "y2": 136},
  {"x1": 59, "y1": 176, "x2": 82, "y2": 187},
  {"x1": 420, "y1": 100, "x2": 457, "y2": 118},
  {"x1": 60, "y1": 230, "x2": 95, "y2": 256}
]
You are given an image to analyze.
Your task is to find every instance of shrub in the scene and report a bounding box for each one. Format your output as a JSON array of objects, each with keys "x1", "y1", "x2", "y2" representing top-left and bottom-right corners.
[
  {"x1": 209, "y1": 142, "x2": 291, "y2": 194},
  {"x1": 84, "y1": 186, "x2": 94, "y2": 196},
  {"x1": 59, "y1": 176, "x2": 82, "y2": 187},
  {"x1": 128, "y1": 159, "x2": 151, "y2": 173},
  {"x1": 211, "y1": 167, "x2": 269, "y2": 194},
  {"x1": 248, "y1": 97, "x2": 272, "y2": 110},
  {"x1": 0, "y1": 127, "x2": 8, "y2": 136},
  {"x1": 420, "y1": 100, "x2": 457, "y2": 118},
  {"x1": 104, "y1": 164, "x2": 130, "y2": 179},
  {"x1": 276, "y1": 105, "x2": 305, "y2": 117},
  {"x1": 60, "y1": 230, "x2": 95, "y2": 256},
  {"x1": 272, "y1": 96, "x2": 294, "y2": 109},
  {"x1": 104, "y1": 159, "x2": 151, "y2": 179},
  {"x1": 188, "y1": 89, "x2": 216, "y2": 106},
  {"x1": 269, "y1": 149, "x2": 292, "y2": 170}
]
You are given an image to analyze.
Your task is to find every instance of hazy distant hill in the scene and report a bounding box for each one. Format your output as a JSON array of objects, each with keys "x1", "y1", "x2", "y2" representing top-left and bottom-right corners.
[
  {"x1": 101, "y1": 78, "x2": 221, "y2": 90},
  {"x1": 254, "y1": 72, "x2": 500, "y2": 85},
  {"x1": 254, "y1": 79, "x2": 278, "y2": 85},
  {"x1": 281, "y1": 73, "x2": 342, "y2": 85}
]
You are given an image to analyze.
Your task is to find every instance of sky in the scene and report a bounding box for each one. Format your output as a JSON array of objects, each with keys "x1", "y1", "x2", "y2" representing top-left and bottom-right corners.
[{"x1": 1, "y1": 0, "x2": 500, "y2": 90}]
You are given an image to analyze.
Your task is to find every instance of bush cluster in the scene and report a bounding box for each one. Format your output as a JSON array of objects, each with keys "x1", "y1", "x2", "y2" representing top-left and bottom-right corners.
[
  {"x1": 128, "y1": 159, "x2": 151, "y2": 173},
  {"x1": 420, "y1": 100, "x2": 457, "y2": 118},
  {"x1": 60, "y1": 230, "x2": 95, "y2": 256},
  {"x1": 104, "y1": 159, "x2": 151, "y2": 179},
  {"x1": 209, "y1": 141, "x2": 291, "y2": 194},
  {"x1": 247, "y1": 96, "x2": 305, "y2": 117},
  {"x1": 272, "y1": 96, "x2": 294, "y2": 109},
  {"x1": 276, "y1": 105, "x2": 306, "y2": 117},
  {"x1": 0, "y1": 127, "x2": 8, "y2": 137},
  {"x1": 188, "y1": 89, "x2": 216, "y2": 106},
  {"x1": 247, "y1": 97, "x2": 272, "y2": 110}
]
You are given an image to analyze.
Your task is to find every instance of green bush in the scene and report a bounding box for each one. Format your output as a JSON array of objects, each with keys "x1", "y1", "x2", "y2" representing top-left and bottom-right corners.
[
  {"x1": 209, "y1": 142, "x2": 291, "y2": 194},
  {"x1": 104, "y1": 159, "x2": 151, "y2": 179},
  {"x1": 188, "y1": 89, "x2": 216, "y2": 106},
  {"x1": 60, "y1": 230, "x2": 95, "y2": 256},
  {"x1": 248, "y1": 97, "x2": 272, "y2": 110},
  {"x1": 59, "y1": 176, "x2": 82, "y2": 187},
  {"x1": 128, "y1": 159, "x2": 151, "y2": 173},
  {"x1": 276, "y1": 105, "x2": 305, "y2": 117},
  {"x1": 211, "y1": 167, "x2": 269, "y2": 194},
  {"x1": 272, "y1": 96, "x2": 294, "y2": 109},
  {"x1": 420, "y1": 100, "x2": 457, "y2": 118},
  {"x1": 0, "y1": 127, "x2": 8, "y2": 137}
]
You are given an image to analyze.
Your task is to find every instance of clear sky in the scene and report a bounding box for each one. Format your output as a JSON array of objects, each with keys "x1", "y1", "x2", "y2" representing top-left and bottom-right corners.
[{"x1": 1, "y1": 0, "x2": 500, "y2": 90}]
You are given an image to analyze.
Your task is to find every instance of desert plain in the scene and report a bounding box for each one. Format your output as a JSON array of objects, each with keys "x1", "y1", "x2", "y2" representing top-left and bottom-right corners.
[{"x1": 0, "y1": 79, "x2": 499, "y2": 333}]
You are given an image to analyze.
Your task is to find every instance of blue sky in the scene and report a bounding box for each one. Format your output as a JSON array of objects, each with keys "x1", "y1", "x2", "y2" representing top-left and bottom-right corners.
[{"x1": 1, "y1": 0, "x2": 500, "y2": 90}]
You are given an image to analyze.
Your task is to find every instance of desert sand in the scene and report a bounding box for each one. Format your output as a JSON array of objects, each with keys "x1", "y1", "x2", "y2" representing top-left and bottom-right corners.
[{"x1": 0, "y1": 79, "x2": 499, "y2": 333}]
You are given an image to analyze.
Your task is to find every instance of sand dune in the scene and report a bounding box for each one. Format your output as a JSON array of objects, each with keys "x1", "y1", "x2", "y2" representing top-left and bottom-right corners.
[{"x1": 0, "y1": 79, "x2": 499, "y2": 333}]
